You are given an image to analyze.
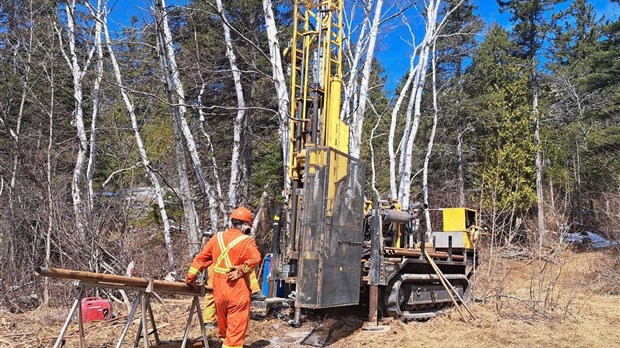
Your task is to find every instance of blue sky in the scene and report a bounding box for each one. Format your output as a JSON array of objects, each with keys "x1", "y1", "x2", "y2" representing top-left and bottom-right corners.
[
  {"x1": 376, "y1": 0, "x2": 618, "y2": 92},
  {"x1": 107, "y1": 0, "x2": 618, "y2": 92}
]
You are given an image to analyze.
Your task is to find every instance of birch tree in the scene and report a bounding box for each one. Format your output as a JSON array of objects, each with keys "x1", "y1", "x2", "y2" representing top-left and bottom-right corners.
[
  {"x1": 102, "y1": 13, "x2": 176, "y2": 268},
  {"x1": 197, "y1": 84, "x2": 226, "y2": 232},
  {"x1": 349, "y1": 0, "x2": 383, "y2": 159},
  {"x1": 56, "y1": 0, "x2": 96, "y2": 238},
  {"x1": 387, "y1": 16, "x2": 420, "y2": 200},
  {"x1": 423, "y1": 40, "x2": 439, "y2": 235},
  {"x1": 86, "y1": 0, "x2": 104, "y2": 272},
  {"x1": 341, "y1": 0, "x2": 372, "y2": 122},
  {"x1": 214, "y1": 0, "x2": 248, "y2": 210},
  {"x1": 261, "y1": 0, "x2": 291, "y2": 192},
  {"x1": 396, "y1": 0, "x2": 442, "y2": 209},
  {"x1": 154, "y1": 0, "x2": 201, "y2": 255}
]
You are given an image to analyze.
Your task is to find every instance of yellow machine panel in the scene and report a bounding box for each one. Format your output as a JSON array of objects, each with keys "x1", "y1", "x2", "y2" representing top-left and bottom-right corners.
[{"x1": 441, "y1": 208, "x2": 479, "y2": 249}]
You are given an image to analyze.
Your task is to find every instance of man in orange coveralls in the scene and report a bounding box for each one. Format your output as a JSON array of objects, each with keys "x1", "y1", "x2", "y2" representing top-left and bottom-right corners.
[{"x1": 186, "y1": 207, "x2": 261, "y2": 348}]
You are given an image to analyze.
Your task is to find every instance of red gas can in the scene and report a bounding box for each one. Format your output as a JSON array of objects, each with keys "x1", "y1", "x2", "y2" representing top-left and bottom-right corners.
[{"x1": 81, "y1": 297, "x2": 112, "y2": 323}]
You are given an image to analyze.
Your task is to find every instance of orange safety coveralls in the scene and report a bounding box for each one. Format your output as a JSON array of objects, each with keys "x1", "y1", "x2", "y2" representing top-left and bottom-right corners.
[
  {"x1": 203, "y1": 266, "x2": 261, "y2": 324},
  {"x1": 187, "y1": 228, "x2": 261, "y2": 348}
]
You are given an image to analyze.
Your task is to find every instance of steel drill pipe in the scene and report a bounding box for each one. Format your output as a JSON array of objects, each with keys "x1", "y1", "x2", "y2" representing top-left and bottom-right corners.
[
  {"x1": 36, "y1": 267, "x2": 211, "y2": 295},
  {"x1": 384, "y1": 248, "x2": 464, "y2": 261}
]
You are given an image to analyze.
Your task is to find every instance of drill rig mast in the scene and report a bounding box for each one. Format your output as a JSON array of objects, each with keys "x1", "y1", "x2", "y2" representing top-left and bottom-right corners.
[
  {"x1": 267, "y1": 0, "x2": 478, "y2": 326},
  {"x1": 276, "y1": 0, "x2": 366, "y2": 325}
]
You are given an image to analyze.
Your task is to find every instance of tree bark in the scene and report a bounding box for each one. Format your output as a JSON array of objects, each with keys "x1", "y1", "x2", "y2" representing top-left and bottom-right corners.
[
  {"x1": 87, "y1": 0, "x2": 104, "y2": 273},
  {"x1": 349, "y1": 0, "x2": 383, "y2": 159},
  {"x1": 341, "y1": 0, "x2": 372, "y2": 122},
  {"x1": 60, "y1": 0, "x2": 91, "y2": 238},
  {"x1": 155, "y1": 0, "x2": 201, "y2": 256},
  {"x1": 388, "y1": 52, "x2": 418, "y2": 200},
  {"x1": 262, "y1": 0, "x2": 291, "y2": 193},
  {"x1": 423, "y1": 41, "x2": 439, "y2": 236},
  {"x1": 197, "y1": 83, "x2": 225, "y2": 232},
  {"x1": 103, "y1": 17, "x2": 176, "y2": 268},
  {"x1": 397, "y1": 0, "x2": 441, "y2": 209},
  {"x1": 215, "y1": 0, "x2": 247, "y2": 210}
]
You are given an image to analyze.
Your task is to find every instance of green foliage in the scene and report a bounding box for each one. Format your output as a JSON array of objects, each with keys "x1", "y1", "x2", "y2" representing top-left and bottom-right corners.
[
  {"x1": 465, "y1": 25, "x2": 537, "y2": 212},
  {"x1": 250, "y1": 136, "x2": 284, "y2": 205}
]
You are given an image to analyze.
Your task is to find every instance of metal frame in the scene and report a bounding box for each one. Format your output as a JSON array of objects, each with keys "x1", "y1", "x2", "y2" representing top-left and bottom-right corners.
[{"x1": 53, "y1": 281, "x2": 209, "y2": 348}]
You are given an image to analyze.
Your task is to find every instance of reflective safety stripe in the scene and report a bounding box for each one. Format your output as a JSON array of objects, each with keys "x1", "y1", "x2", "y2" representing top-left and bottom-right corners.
[
  {"x1": 203, "y1": 308, "x2": 216, "y2": 313},
  {"x1": 213, "y1": 233, "x2": 249, "y2": 275},
  {"x1": 188, "y1": 267, "x2": 200, "y2": 276}
]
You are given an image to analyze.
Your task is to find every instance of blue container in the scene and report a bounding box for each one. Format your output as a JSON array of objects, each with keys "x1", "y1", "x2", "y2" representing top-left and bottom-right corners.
[{"x1": 261, "y1": 255, "x2": 283, "y2": 297}]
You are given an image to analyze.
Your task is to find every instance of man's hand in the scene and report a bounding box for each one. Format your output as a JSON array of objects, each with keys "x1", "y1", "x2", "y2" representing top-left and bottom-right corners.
[
  {"x1": 227, "y1": 265, "x2": 244, "y2": 281},
  {"x1": 185, "y1": 274, "x2": 198, "y2": 290}
]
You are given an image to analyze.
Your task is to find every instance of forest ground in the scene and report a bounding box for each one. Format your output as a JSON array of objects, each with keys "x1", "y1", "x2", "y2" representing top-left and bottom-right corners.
[{"x1": 1, "y1": 248, "x2": 618, "y2": 348}]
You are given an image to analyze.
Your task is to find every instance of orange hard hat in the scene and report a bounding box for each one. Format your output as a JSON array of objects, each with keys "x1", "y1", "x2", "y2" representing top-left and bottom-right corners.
[{"x1": 230, "y1": 207, "x2": 252, "y2": 224}]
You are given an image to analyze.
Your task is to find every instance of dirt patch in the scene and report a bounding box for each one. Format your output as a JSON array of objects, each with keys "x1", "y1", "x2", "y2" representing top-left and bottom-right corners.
[{"x1": 1, "y1": 249, "x2": 618, "y2": 347}]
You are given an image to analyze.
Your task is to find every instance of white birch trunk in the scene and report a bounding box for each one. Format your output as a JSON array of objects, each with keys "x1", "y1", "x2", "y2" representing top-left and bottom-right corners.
[
  {"x1": 215, "y1": 0, "x2": 247, "y2": 210},
  {"x1": 103, "y1": 18, "x2": 176, "y2": 268},
  {"x1": 86, "y1": 0, "x2": 104, "y2": 213},
  {"x1": 197, "y1": 83, "x2": 225, "y2": 232},
  {"x1": 156, "y1": 0, "x2": 209, "y2": 202},
  {"x1": 349, "y1": 0, "x2": 383, "y2": 159},
  {"x1": 388, "y1": 53, "x2": 418, "y2": 199},
  {"x1": 62, "y1": 0, "x2": 91, "y2": 238},
  {"x1": 397, "y1": 0, "x2": 441, "y2": 209},
  {"x1": 423, "y1": 42, "x2": 439, "y2": 237},
  {"x1": 262, "y1": 0, "x2": 291, "y2": 193},
  {"x1": 43, "y1": 34, "x2": 55, "y2": 308},
  {"x1": 534, "y1": 81, "x2": 545, "y2": 242},
  {"x1": 86, "y1": 0, "x2": 104, "y2": 273},
  {"x1": 456, "y1": 121, "x2": 466, "y2": 206},
  {"x1": 155, "y1": 0, "x2": 201, "y2": 255},
  {"x1": 341, "y1": 0, "x2": 372, "y2": 122}
]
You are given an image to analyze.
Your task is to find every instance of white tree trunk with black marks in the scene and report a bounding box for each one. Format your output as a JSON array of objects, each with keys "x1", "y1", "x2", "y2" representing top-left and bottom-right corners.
[
  {"x1": 155, "y1": 0, "x2": 201, "y2": 255},
  {"x1": 262, "y1": 0, "x2": 291, "y2": 192},
  {"x1": 423, "y1": 41, "x2": 439, "y2": 236},
  {"x1": 349, "y1": 0, "x2": 383, "y2": 159},
  {"x1": 197, "y1": 83, "x2": 225, "y2": 232},
  {"x1": 397, "y1": 0, "x2": 441, "y2": 209},
  {"x1": 103, "y1": 17, "x2": 176, "y2": 268},
  {"x1": 215, "y1": 0, "x2": 247, "y2": 210},
  {"x1": 58, "y1": 0, "x2": 94, "y2": 238}
]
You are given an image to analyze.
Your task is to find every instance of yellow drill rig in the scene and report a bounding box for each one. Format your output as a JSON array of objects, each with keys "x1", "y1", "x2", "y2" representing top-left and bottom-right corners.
[{"x1": 266, "y1": 0, "x2": 478, "y2": 326}]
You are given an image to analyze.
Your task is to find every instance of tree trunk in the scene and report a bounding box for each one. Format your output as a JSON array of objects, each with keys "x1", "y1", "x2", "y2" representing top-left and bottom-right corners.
[
  {"x1": 350, "y1": 0, "x2": 383, "y2": 159},
  {"x1": 534, "y1": 82, "x2": 545, "y2": 242},
  {"x1": 397, "y1": 0, "x2": 440, "y2": 209},
  {"x1": 103, "y1": 18, "x2": 176, "y2": 268},
  {"x1": 43, "y1": 34, "x2": 55, "y2": 308},
  {"x1": 341, "y1": 0, "x2": 372, "y2": 122},
  {"x1": 62, "y1": 0, "x2": 90, "y2": 238},
  {"x1": 423, "y1": 42, "x2": 439, "y2": 237},
  {"x1": 262, "y1": 0, "x2": 291, "y2": 193},
  {"x1": 215, "y1": 0, "x2": 247, "y2": 210},
  {"x1": 388, "y1": 54, "x2": 418, "y2": 200},
  {"x1": 197, "y1": 83, "x2": 225, "y2": 232},
  {"x1": 87, "y1": 0, "x2": 104, "y2": 273},
  {"x1": 155, "y1": 0, "x2": 201, "y2": 256},
  {"x1": 457, "y1": 119, "x2": 466, "y2": 206}
]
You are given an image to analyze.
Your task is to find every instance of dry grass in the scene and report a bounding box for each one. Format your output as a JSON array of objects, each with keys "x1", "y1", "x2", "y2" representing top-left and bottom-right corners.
[{"x1": 0, "y1": 249, "x2": 618, "y2": 347}]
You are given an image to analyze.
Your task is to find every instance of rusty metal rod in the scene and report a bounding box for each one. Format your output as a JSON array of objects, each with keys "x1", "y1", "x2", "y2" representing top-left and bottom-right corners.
[
  {"x1": 383, "y1": 248, "x2": 464, "y2": 261},
  {"x1": 36, "y1": 267, "x2": 211, "y2": 295}
]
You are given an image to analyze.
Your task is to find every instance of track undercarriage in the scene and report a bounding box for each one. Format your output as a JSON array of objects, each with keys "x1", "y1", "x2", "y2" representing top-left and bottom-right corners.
[{"x1": 363, "y1": 244, "x2": 476, "y2": 320}]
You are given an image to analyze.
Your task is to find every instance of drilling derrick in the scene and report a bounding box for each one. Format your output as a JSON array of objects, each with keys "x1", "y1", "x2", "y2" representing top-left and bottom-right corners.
[{"x1": 276, "y1": 0, "x2": 366, "y2": 326}]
